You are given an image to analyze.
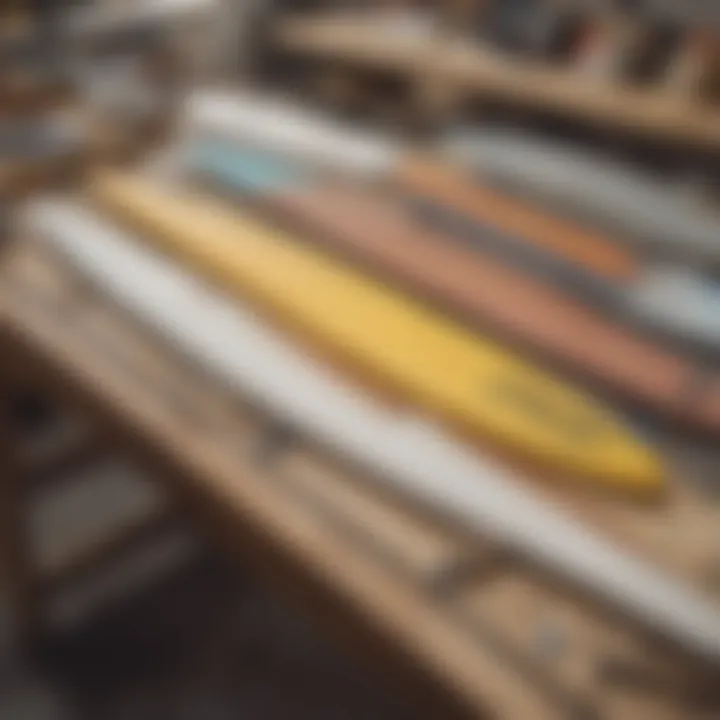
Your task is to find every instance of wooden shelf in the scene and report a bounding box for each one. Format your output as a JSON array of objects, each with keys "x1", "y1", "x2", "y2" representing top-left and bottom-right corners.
[{"x1": 275, "y1": 14, "x2": 720, "y2": 150}]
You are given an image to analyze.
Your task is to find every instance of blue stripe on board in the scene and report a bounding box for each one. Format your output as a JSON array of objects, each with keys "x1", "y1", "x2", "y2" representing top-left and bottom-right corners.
[{"x1": 190, "y1": 140, "x2": 307, "y2": 193}]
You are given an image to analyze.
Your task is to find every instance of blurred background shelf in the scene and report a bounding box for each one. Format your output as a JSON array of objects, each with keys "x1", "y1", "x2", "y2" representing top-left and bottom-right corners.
[{"x1": 273, "y1": 12, "x2": 720, "y2": 152}]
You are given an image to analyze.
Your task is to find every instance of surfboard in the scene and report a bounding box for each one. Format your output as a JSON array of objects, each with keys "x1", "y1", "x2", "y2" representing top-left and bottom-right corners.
[
  {"x1": 26, "y1": 198, "x2": 720, "y2": 665},
  {"x1": 187, "y1": 139, "x2": 720, "y2": 437},
  {"x1": 89, "y1": 171, "x2": 663, "y2": 494}
]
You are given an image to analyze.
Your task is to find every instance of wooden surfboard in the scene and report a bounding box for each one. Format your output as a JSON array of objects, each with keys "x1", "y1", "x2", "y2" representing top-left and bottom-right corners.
[
  {"x1": 89, "y1": 171, "x2": 664, "y2": 495},
  {"x1": 188, "y1": 139, "x2": 720, "y2": 438}
]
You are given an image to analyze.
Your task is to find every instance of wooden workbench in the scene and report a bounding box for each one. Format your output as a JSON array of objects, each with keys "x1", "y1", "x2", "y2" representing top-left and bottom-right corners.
[{"x1": 0, "y1": 234, "x2": 718, "y2": 719}]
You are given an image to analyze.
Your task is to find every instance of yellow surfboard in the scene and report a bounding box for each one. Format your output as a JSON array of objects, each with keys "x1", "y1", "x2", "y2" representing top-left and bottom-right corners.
[{"x1": 90, "y1": 172, "x2": 664, "y2": 495}]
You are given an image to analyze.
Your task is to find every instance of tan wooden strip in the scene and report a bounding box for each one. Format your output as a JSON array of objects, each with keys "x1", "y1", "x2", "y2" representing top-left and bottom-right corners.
[
  {"x1": 455, "y1": 575, "x2": 713, "y2": 719},
  {"x1": 278, "y1": 449, "x2": 466, "y2": 580}
]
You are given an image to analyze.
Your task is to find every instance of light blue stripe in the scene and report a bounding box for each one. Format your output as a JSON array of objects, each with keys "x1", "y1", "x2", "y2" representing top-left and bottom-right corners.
[{"x1": 191, "y1": 140, "x2": 307, "y2": 193}]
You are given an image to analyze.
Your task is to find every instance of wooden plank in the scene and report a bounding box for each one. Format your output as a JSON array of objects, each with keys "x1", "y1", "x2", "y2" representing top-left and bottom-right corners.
[
  {"x1": 22, "y1": 437, "x2": 110, "y2": 492},
  {"x1": 453, "y1": 575, "x2": 710, "y2": 720},
  {"x1": 276, "y1": 448, "x2": 468, "y2": 582},
  {"x1": 0, "y1": 372, "x2": 43, "y2": 642},
  {"x1": 38, "y1": 506, "x2": 177, "y2": 596}
]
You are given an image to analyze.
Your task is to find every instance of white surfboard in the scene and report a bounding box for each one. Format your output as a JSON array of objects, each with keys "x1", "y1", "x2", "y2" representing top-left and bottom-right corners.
[{"x1": 185, "y1": 88, "x2": 399, "y2": 177}]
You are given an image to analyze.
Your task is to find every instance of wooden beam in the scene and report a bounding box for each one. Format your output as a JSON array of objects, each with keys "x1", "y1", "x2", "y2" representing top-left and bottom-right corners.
[
  {"x1": 38, "y1": 506, "x2": 177, "y2": 596},
  {"x1": 0, "y1": 375, "x2": 43, "y2": 642},
  {"x1": 275, "y1": 15, "x2": 720, "y2": 151}
]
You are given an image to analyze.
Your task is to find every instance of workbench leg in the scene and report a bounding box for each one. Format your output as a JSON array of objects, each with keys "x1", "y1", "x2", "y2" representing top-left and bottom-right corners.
[{"x1": 0, "y1": 388, "x2": 43, "y2": 646}]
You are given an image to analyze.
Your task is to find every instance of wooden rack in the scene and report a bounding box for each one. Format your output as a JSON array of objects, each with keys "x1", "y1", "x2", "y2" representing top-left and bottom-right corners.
[{"x1": 271, "y1": 12, "x2": 720, "y2": 151}]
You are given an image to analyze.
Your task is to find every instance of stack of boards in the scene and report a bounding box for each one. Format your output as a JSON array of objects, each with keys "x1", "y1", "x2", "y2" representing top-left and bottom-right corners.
[
  {"x1": 186, "y1": 91, "x2": 720, "y2": 349},
  {"x1": 25, "y1": 89, "x2": 720, "y2": 669},
  {"x1": 186, "y1": 90, "x2": 720, "y2": 422}
]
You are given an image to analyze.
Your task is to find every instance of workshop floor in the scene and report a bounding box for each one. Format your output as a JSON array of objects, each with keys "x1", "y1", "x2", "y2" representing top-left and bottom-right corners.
[{"x1": 0, "y1": 399, "x2": 415, "y2": 720}]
